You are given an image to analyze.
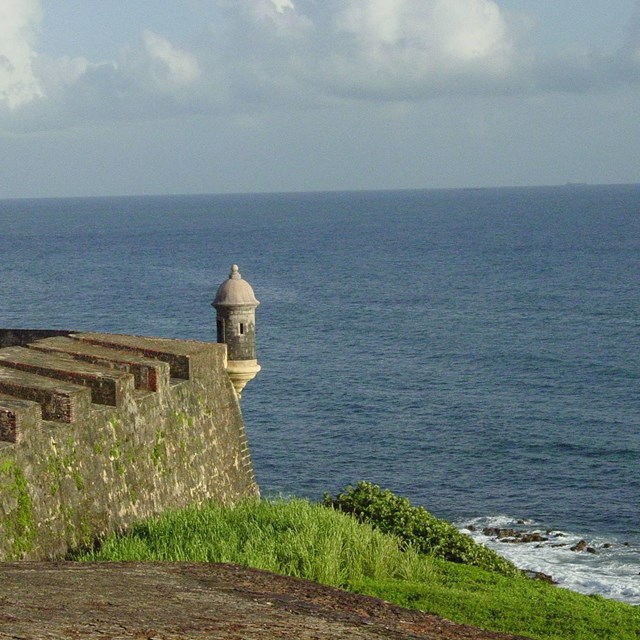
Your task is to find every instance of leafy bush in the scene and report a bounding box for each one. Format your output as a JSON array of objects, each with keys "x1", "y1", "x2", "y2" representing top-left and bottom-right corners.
[{"x1": 323, "y1": 481, "x2": 519, "y2": 577}]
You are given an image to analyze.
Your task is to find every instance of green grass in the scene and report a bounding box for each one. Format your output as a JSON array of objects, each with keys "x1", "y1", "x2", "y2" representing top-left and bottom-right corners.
[
  {"x1": 74, "y1": 499, "x2": 433, "y2": 587},
  {"x1": 353, "y1": 564, "x2": 639, "y2": 640},
  {"x1": 71, "y1": 499, "x2": 640, "y2": 640}
]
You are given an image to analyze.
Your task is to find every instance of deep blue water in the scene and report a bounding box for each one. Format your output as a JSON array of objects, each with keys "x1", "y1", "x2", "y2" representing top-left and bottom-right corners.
[{"x1": 0, "y1": 186, "x2": 638, "y2": 596}]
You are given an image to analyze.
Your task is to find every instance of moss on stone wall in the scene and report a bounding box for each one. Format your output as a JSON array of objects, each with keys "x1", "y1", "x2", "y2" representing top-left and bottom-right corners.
[{"x1": 0, "y1": 458, "x2": 36, "y2": 558}]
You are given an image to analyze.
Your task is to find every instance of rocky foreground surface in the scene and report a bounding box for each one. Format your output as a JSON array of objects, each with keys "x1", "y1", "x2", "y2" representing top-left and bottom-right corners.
[{"x1": 0, "y1": 562, "x2": 532, "y2": 639}]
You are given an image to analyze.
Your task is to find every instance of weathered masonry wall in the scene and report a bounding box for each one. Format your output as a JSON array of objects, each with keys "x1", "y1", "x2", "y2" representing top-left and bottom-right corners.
[{"x1": 0, "y1": 330, "x2": 259, "y2": 560}]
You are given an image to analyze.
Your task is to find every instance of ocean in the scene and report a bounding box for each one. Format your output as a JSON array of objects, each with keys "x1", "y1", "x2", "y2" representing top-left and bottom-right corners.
[{"x1": 0, "y1": 185, "x2": 638, "y2": 603}]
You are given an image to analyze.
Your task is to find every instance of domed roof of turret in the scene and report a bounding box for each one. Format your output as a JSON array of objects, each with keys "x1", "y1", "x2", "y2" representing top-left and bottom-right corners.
[{"x1": 213, "y1": 265, "x2": 259, "y2": 307}]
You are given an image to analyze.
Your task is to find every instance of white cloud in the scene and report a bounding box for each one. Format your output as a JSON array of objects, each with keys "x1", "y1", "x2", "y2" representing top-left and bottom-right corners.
[
  {"x1": 139, "y1": 31, "x2": 201, "y2": 90},
  {"x1": 218, "y1": 0, "x2": 311, "y2": 38},
  {"x1": 54, "y1": 33, "x2": 205, "y2": 124},
  {"x1": 432, "y1": 0, "x2": 510, "y2": 61},
  {"x1": 327, "y1": 0, "x2": 514, "y2": 96},
  {"x1": 271, "y1": 0, "x2": 295, "y2": 14},
  {"x1": 0, "y1": 0, "x2": 44, "y2": 109},
  {"x1": 0, "y1": 29, "x2": 204, "y2": 131}
]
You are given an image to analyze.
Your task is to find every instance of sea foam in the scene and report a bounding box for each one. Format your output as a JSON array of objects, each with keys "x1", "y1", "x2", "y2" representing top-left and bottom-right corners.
[{"x1": 461, "y1": 515, "x2": 640, "y2": 605}]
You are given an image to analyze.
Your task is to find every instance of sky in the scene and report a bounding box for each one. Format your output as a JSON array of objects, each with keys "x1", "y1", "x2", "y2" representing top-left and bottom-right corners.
[{"x1": 1, "y1": 0, "x2": 640, "y2": 198}]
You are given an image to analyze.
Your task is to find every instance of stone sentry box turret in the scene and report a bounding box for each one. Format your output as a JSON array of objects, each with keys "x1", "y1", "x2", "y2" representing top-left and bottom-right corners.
[{"x1": 212, "y1": 265, "x2": 261, "y2": 398}]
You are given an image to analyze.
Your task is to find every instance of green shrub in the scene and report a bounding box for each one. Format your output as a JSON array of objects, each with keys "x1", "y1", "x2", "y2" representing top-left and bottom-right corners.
[{"x1": 323, "y1": 481, "x2": 519, "y2": 577}]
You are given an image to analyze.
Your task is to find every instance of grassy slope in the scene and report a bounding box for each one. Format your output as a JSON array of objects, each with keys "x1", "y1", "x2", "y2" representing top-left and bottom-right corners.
[{"x1": 72, "y1": 499, "x2": 639, "y2": 640}]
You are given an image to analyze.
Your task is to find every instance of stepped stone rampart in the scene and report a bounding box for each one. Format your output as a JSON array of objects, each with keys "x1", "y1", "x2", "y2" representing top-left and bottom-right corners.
[{"x1": 0, "y1": 330, "x2": 259, "y2": 560}]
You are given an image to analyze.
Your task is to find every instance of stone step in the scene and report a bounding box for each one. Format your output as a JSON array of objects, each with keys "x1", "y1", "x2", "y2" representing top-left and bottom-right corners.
[
  {"x1": 0, "y1": 396, "x2": 42, "y2": 443},
  {"x1": 74, "y1": 332, "x2": 223, "y2": 380},
  {"x1": 0, "y1": 347, "x2": 134, "y2": 407},
  {"x1": 0, "y1": 367, "x2": 92, "y2": 423},
  {"x1": 28, "y1": 337, "x2": 169, "y2": 393}
]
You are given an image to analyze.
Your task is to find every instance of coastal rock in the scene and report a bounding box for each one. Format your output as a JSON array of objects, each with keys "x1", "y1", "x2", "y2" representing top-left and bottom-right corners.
[
  {"x1": 483, "y1": 527, "x2": 517, "y2": 538},
  {"x1": 569, "y1": 540, "x2": 598, "y2": 553},
  {"x1": 524, "y1": 571, "x2": 557, "y2": 585},
  {"x1": 512, "y1": 533, "x2": 547, "y2": 544},
  {"x1": 482, "y1": 528, "x2": 549, "y2": 544}
]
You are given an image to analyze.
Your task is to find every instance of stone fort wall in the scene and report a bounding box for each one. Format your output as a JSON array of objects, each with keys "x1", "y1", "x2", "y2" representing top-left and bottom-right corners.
[{"x1": 0, "y1": 330, "x2": 259, "y2": 560}]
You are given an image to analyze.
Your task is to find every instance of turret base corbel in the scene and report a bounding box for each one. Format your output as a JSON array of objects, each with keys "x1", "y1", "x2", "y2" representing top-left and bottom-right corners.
[{"x1": 226, "y1": 359, "x2": 261, "y2": 398}]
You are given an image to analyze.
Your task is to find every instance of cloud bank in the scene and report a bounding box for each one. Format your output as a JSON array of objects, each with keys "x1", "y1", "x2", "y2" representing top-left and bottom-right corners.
[{"x1": 2, "y1": 0, "x2": 640, "y2": 129}]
